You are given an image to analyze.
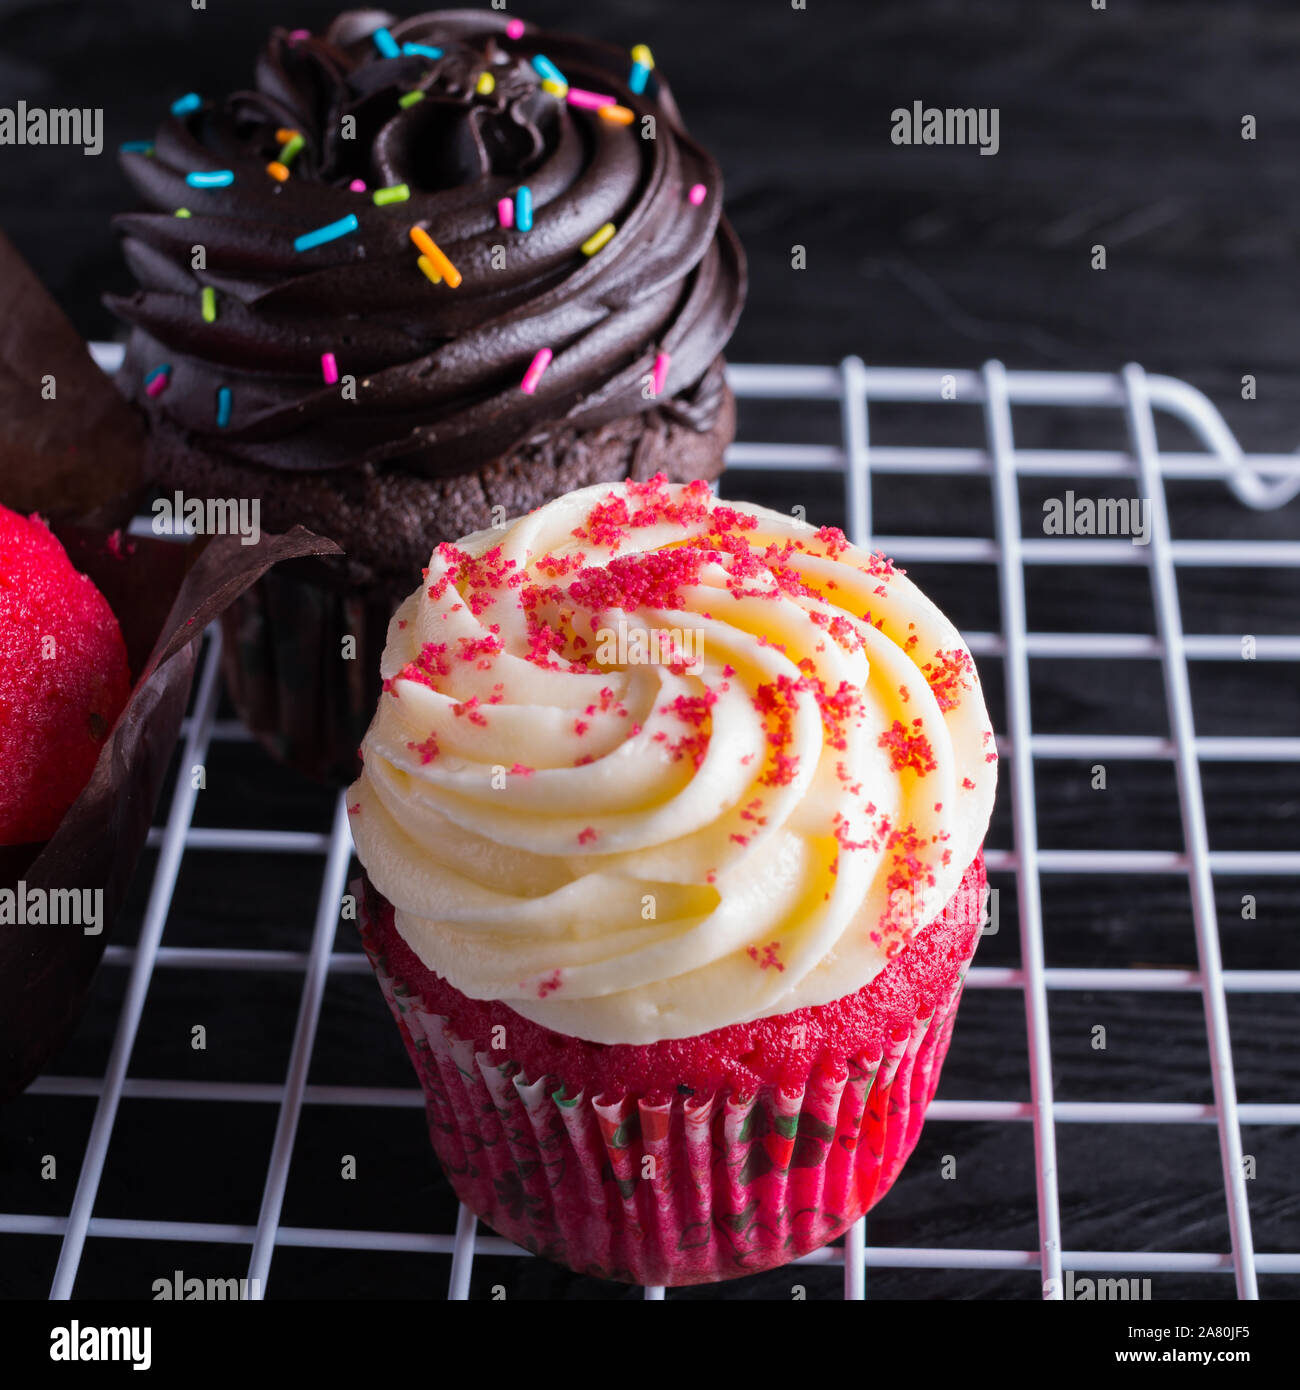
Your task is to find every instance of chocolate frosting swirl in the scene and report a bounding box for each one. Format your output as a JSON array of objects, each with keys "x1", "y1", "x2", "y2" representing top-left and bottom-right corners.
[{"x1": 109, "y1": 8, "x2": 745, "y2": 477}]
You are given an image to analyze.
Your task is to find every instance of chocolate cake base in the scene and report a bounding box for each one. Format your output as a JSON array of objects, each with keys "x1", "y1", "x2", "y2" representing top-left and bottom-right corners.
[{"x1": 142, "y1": 369, "x2": 736, "y2": 783}]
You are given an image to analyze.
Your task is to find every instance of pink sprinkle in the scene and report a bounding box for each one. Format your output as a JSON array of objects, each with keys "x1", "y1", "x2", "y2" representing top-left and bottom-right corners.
[
  {"x1": 289, "y1": 28, "x2": 310, "y2": 42},
  {"x1": 651, "y1": 351, "x2": 671, "y2": 397},
  {"x1": 145, "y1": 370, "x2": 169, "y2": 398},
  {"x1": 567, "y1": 87, "x2": 616, "y2": 110},
  {"x1": 688, "y1": 183, "x2": 707, "y2": 206},
  {"x1": 520, "y1": 347, "x2": 553, "y2": 394},
  {"x1": 497, "y1": 196, "x2": 514, "y2": 228},
  {"x1": 349, "y1": 178, "x2": 367, "y2": 192},
  {"x1": 321, "y1": 352, "x2": 339, "y2": 384},
  {"x1": 506, "y1": 18, "x2": 525, "y2": 39}
]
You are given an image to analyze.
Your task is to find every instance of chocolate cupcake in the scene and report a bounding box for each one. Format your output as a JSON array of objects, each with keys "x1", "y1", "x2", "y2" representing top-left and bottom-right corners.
[{"x1": 109, "y1": 8, "x2": 746, "y2": 782}]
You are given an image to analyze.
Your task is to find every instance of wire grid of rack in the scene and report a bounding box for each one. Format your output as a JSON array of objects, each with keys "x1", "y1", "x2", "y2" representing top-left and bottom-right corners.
[{"x1": 9, "y1": 349, "x2": 1300, "y2": 1301}]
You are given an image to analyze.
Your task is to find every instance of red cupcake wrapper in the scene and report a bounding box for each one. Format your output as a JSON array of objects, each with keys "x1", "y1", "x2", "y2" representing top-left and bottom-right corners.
[{"x1": 358, "y1": 891, "x2": 977, "y2": 1286}]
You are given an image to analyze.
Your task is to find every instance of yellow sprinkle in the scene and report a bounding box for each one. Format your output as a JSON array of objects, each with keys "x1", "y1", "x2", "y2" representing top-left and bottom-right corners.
[
  {"x1": 200, "y1": 286, "x2": 216, "y2": 322},
  {"x1": 275, "y1": 127, "x2": 300, "y2": 144},
  {"x1": 416, "y1": 255, "x2": 443, "y2": 286},
  {"x1": 476, "y1": 71, "x2": 495, "y2": 95},
  {"x1": 631, "y1": 44, "x2": 654, "y2": 69},
  {"x1": 599, "y1": 104, "x2": 635, "y2": 126},
  {"x1": 174, "y1": 207, "x2": 192, "y2": 218},
  {"x1": 266, "y1": 161, "x2": 290, "y2": 182},
  {"x1": 581, "y1": 222, "x2": 616, "y2": 256},
  {"x1": 540, "y1": 78, "x2": 568, "y2": 98}
]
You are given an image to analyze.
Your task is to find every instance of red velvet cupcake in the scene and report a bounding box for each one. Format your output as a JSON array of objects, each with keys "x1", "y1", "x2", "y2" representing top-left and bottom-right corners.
[
  {"x1": 347, "y1": 478, "x2": 997, "y2": 1284},
  {"x1": 0, "y1": 506, "x2": 131, "y2": 846}
]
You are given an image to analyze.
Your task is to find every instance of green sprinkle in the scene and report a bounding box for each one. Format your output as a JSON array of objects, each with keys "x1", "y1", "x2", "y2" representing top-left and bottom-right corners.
[
  {"x1": 200, "y1": 286, "x2": 217, "y2": 322},
  {"x1": 372, "y1": 183, "x2": 411, "y2": 206},
  {"x1": 280, "y1": 132, "x2": 304, "y2": 164},
  {"x1": 398, "y1": 90, "x2": 425, "y2": 109},
  {"x1": 174, "y1": 208, "x2": 192, "y2": 218}
]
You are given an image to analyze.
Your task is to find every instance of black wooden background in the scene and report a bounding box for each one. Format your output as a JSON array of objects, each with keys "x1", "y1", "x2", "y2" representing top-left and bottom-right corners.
[{"x1": 0, "y1": 0, "x2": 1296, "y2": 1303}]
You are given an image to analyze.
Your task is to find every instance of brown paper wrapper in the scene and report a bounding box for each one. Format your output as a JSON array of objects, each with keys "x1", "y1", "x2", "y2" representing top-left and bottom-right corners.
[
  {"x1": 0, "y1": 229, "x2": 342, "y2": 1099},
  {"x1": 0, "y1": 229, "x2": 145, "y2": 528},
  {"x1": 0, "y1": 526, "x2": 340, "y2": 1102}
]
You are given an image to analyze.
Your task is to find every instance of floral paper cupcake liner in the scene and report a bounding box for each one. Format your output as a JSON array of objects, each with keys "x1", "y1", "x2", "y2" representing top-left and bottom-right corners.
[{"x1": 358, "y1": 882, "x2": 976, "y2": 1286}]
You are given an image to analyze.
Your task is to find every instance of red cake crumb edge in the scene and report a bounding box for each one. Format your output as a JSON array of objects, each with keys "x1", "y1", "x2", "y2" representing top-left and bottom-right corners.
[{"x1": 360, "y1": 853, "x2": 986, "y2": 1102}]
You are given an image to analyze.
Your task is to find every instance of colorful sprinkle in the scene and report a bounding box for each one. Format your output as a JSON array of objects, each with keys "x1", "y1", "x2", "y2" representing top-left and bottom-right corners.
[
  {"x1": 288, "y1": 29, "x2": 310, "y2": 42},
  {"x1": 144, "y1": 364, "x2": 170, "y2": 384},
  {"x1": 279, "y1": 132, "x2": 304, "y2": 164},
  {"x1": 186, "y1": 169, "x2": 234, "y2": 188},
  {"x1": 200, "y1": 286, "x2": 216, "y2": 323},
  {"x1": 540, "y1": 78, "x2": 568, "y2": 98},
  {"x1": 497, "y1": 196, "x2": 514, "y2": 228},
  {"x1": 373, "y1": 182, "x2": 411, "y2": 205},
  {"x1": 275, "y1": 127, "x2": 299, "y2": 144},
  {"x1": 581, "y1": 221, "x2": 616, "y2": 256},
  {"x1": 415, "y1": 255, "x2": 442, "y2": 286},
  {"x1": 120, "y1": 140, "x2": 154, "y2": 154},
  {"x1": 520, "y1": 348, "x2": 553, "y2": 394},
  {"x1": 349, "y1": 178, "x2": 367, "y2": 192},
  {"x1": 402, "y1": 42, "x2": 444, "y2": 59},
  {"x1": 476, "y1": 71, "x2": 496, "y2": 95},
  {"x1": 373, "y1": 27, "x2": 401, "y2": 59},
  {"x1": 629, "y1": 44, "x2": 655, "y2": 96},
  {"x1": 293, "y1": 213, "x2": 359, "y2": 252},
  {"x1": 216, "y1": 387, "x2": 232, "y2": 428},
  {"x1": 688, "y1": 183, "x2": 707, "y2": 206},
  {"x1": 515, "y1": 184, "x2": 533, "y2": 231},
  {"x1": 409, "y1": 226, "x2": 462, "y2": 286},
  {"x1": 399, "y1": 89, "x2": 425, "y2": 108},
  {"x1": 506, "y1": 19, "x2": 525, "y2": 40},
  {"x1": 652, "y1": 351, "x2": 671, "y2": 396},
  {"x1": 144, "y1": 365, "x2": 171, "y2": 398},
  {"x1": 531, "y1": 54, "x2": 568, "y2": 87},
  {"x1": 321, "y1": 352, "x2": 339, "y2": 384},
  {"x1": 266, "y1": 160, "x2": 290, "y2": 182},
  {"x1": 171, "y1": 92, "x2": 201, "y2": 117},
  {"x1": 566, "y1": 87, "x2": 616, "y2": 110},
  {"x1": 599, "y1": 104, "x2": 635, "y2": 126},
  {"x1": 174, "y1": 208, "x2": 191, "y2": 218}
]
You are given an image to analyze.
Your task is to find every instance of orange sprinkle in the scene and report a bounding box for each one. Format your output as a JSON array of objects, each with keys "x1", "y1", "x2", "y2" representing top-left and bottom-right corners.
[
  {"x1": 599, "y1": 104, "x2": 635, "y2": 125},
  {"x1": 409, "y1": 226, "x2": 461, "y2": 287},
  {"x1": 266, "y1": 161, "x2": 290, "y2": 182},
  {"x1": 275, "y1": 127, "x2": 300, "y2": 144}
]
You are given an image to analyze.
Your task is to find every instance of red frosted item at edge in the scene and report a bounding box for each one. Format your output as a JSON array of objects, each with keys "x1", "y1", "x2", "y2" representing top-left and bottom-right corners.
[{"x1": 0, "y1": 506, "x2": 132, "y2": 845}]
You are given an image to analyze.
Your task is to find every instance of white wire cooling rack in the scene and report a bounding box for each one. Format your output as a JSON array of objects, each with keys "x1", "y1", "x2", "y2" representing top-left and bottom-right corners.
[{"x1": 10, "y1": 349, "x2": 1300, "y2": 1301}]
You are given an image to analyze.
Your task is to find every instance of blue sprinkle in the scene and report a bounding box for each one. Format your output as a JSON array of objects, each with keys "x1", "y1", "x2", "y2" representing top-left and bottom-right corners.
[
  {"x1": 216, "y1": 387, "x2": 232, "y2": 429},
  {"x1": 186, "y1": 169, "x2": 234, "y2": 188},
  {"x1": 373, "y1": 27, "x2": 401, "y2": 59},
  {"x1": 402, "y1": 42, "x2": 444, "y2": 59},
  {"x1": 629, "y1": 61, "x2": 651, "y2": 95},
  {"x1": 293, "y1": 213, "x2": 360, "y2": 253},
  {"x1": 171, "y1": 92, "x2": 202, "y2": 116},
  {"x1": 120, "y1": 140, "x2": 154, "y2": 154},
  {"x1": 515, "y1": 184, "x2": 533, "y2": 233},
  {"x1": 144, "y1": 364, "x2": 172, "y2": 385},
  {"x1": 531, "y1": 54, "x2": 567, "y2": 87}
]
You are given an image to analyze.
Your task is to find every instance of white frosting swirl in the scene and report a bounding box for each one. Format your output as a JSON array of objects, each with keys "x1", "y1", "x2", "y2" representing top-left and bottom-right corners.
[{"x1": 348, "y1": 479, "x2": 996, "y2": 1044}]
